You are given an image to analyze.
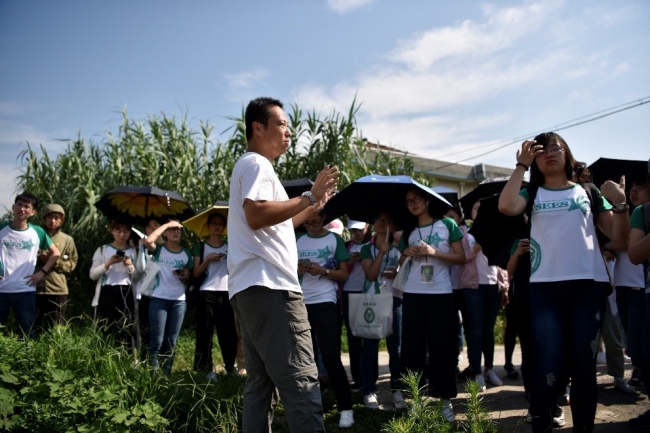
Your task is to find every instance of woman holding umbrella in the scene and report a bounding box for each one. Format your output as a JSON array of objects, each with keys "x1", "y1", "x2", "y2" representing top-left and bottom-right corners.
[
  {"x1": 143, "y1": 219, "x2": 194, "y2": 375},
  {"x1": 191, "y1": 210, "x2": 238, "y2": 379},
  {"x1": 398, "y1": 189, "x2": 466, "y2": 422},
  {"x1": 498, "y1": 132, "x2": 629, "y2": 432}
]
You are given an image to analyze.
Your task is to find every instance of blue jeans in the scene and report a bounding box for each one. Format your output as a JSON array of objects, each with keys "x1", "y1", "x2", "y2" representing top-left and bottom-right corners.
[
  {"x1": 360, "y1": 296, "x2": 402, "y2": 394},
  {"x1": 149, "y1": 298, "x2": 186, "y2": 375},
  {"x1": 463, "y1": 284, "x2": 500, "y2": 373},
  {"x1": 0, "y1": 291, "x2": 36, "y2": 338},
  {"x1": 616, "y1": 286, "x2": 646, "y2": 365},
  {"x1": 529, "y1": 280, "x2": 606, "y2": 433}
]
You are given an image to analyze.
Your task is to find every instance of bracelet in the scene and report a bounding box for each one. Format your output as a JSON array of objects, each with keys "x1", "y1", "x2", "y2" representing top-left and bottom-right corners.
[
  {"x1": 612, "y1": 203, "x2": 630, "y2": 214},
  {"x1": 516, "y1": 162, "x2": 529, "y2": 171},
  {"x1": 40, "y1": 268, "x2": 49, "y2": 275}
]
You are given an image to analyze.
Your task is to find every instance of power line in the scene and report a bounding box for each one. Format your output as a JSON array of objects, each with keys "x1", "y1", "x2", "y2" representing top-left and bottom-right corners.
[{"x1": 429, "y1": 96, "x2": 650, "y2": 171}]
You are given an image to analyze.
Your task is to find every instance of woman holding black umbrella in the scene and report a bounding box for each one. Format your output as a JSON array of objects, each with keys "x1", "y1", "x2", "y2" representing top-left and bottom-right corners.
[
  {"x1": 398, "y1": 189, "x2": 466, "y2": 422},
  {"x1": 499, "y1": 132, "x2": 629, "y2": 432}
]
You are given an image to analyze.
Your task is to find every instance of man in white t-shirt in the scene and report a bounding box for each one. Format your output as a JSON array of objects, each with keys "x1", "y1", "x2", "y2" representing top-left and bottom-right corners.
[
  {"x1": 228, "y1": 97, "x2": 340, "y2": 432},
  {"x1": 0, "y1": 192, "x2": 60, "y2": 337}
]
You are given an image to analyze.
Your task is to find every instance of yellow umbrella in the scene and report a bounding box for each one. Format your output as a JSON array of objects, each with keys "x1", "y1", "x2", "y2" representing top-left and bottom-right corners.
[{"x1": 182, "y1": 204, "x2": 228, "y2": 238}]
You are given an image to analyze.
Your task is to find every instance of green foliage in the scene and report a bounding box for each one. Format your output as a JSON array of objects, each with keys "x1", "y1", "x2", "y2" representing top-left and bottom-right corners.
[{"x1": 12, "y1": 101, "x2": 428, "y2": 319}]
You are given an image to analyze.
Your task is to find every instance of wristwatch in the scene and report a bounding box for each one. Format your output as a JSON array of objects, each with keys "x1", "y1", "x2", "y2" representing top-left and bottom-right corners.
[
  {"x1": 301, "y1": 191, "x2": 316, "y2": 206},
  {"x1": 324, "y1": 269, "x2": 330, "y2": 276},
  {"x1": 612, "y1": 202, "x2": 629, "y2": 214}
]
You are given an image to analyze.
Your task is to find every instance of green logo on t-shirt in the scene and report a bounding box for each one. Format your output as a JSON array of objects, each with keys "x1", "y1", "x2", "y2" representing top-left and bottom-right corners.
[
  {"x1": 530, "y1": 238, "x2": 542, "y2": 276},
  {"x1": 1, "y1": 238, "x2": 35, "y2": 250},
  {"x1": 534, "y1": 197, "x2": 589, "y2": 217}
]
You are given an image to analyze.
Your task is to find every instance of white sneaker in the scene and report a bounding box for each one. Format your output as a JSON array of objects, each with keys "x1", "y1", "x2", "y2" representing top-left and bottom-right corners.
[
  {"x1": 597, "y1": 352, "x2": 606, "y2": 364},
  {"x1": 363, "y1": 393, "x2": 379, "y2": 409},
  {"x1": 339, "y1": 409, "x2": 354, "y2": 428},
  {"x1": 553, "y1": 406, "x2": 565, "y2": 427},
  {"x1": 484, "y1": 369, "x2": 503, "y2": 386},
  {"x1": 206, "y1": 371, "x2": 218, "y2": 382},
  {"x1": 441, "y1": 399, "x2": 455, "y2": 422},
  {"x1": 392, "y1": 391, "x2": 407, "y2": 410},
  {"x1": 614, "y1": 377, "x2": 638, "y2": 394},
  {"x1": 475, "y1": 374, "x2": 486, "y2": 392}
]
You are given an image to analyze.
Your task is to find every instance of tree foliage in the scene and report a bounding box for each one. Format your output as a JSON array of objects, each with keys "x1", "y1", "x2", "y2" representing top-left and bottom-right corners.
[{"x1": 12, "y1": 101, "x2": 430, "y2": 317}]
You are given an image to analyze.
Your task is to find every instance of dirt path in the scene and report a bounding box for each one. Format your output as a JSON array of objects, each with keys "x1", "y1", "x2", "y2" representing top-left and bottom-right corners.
[{"x1": 341, "y1": 345, "x2": 650, "y2": 431}]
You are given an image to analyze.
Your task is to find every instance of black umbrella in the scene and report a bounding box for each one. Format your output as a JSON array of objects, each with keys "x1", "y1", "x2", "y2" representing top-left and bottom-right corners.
[
  {"x1": 468, "y1": 193, "x2": 528, "y2": 268},
  {"x1": 459, "y1": 178, "x2": 509, "y2": 220},
  {"x1": 281, "y1": 178, "x2": 314, "y2": 199},
  {"x1": 323, "y1": 174, "x2": 452, "y2": 229},
  {"x1": 94, "y1": 186, "x2": 195, "y2": 227},
  {"x1": 432, "y1": 186, "x2": 459, "y2": 209},
  {"x1": 587, "y1": 158, "x2": 647, "y2": 187}
]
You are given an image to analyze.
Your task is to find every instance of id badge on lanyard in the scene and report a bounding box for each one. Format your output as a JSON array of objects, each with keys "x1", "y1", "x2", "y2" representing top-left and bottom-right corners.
[{"x1": 417, "y1": 223, "x2": 435, "y2": 284}]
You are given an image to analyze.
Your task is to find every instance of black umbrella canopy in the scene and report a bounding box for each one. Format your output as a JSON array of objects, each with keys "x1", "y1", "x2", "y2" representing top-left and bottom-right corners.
[
  {"x1": 459, "y1": 178, "x2": 509, "y2": 220},
  {"x1": 281, "y1": 178, "x2": 314, "y2": 199},
  {"x1": 323, "y1": 175, "x2": 452, "y2": 229},
  {"x1": 468, "y1": 193, "x2": 528, "y2": 268},
  {"x1": 432, "y1": 186, "x2": 459, "y2": 209},
  {"x1": 94, "y1": 186, "x2": 195, "y2": 227},
  {"x1": 587, "y1": 158, "x2": 647, "y2": 188}
]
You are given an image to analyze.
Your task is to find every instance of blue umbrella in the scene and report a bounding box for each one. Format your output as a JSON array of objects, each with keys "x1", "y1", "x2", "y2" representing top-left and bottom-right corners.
[{"x1": 323, "y1": 174, "x2": 452, "y2": 229}]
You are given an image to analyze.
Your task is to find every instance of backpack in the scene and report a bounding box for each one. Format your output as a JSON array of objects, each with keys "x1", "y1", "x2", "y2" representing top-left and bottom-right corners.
[{"x1": 186, "y1": 242, "x2": 207, "y2": 309}]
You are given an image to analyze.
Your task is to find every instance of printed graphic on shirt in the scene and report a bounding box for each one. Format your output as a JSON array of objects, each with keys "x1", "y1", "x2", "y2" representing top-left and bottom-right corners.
[
  {"x1": 530, "y1": 238, "x2": 542, "y2": 275},
  {"x1": 408, "y1": 232, "x2": 443, "y2": 248},
  {"x1": 533, "y1": 196, "x2": 590, "y2": 217},
  {"x1": 153, "y1": 257, "x2": 187, "y2": 290},
  {"x1": 300, "y1": 246, "x2": 332, "y2": 261},
  {"x1": 1, "y1": 238, "x2": 35, "y2": 251}
]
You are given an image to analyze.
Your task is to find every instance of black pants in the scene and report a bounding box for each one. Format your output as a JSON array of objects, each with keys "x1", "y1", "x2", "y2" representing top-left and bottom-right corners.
[
  {"x1": 97, "y1": 285, "x2": 135, "y2": 348},
  {"x1": 306, "y1": 301, "x2": 353, "y2": 411},
  {"x1": 513, "y1": 276, "x2": 533, "y2": 396},
  {"x1": 193, "y1": 291, "x2": 238, "y2": 373},
  {"x1": 400, "y1": 293, "x2": 458, "y2": 399},
  {"x1": 139, "y1": 295, "x2": 151, "y2": 359},
  {"x1": 504, "y1": 284, "x2": 518, "y2": 367},
  {"x1": 342, "y1": 291, "x2": 363, "y2": 386}
]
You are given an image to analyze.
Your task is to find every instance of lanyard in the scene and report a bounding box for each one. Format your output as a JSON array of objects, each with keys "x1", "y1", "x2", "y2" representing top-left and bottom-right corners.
[
  {"x1": 416, "y1": 222, "x2": 435, "y2": 263},
  {"x1": 371, "y1": 244, "x2": 390, "y2": 274}
]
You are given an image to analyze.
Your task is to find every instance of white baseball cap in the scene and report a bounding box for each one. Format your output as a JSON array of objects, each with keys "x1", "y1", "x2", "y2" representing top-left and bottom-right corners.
[
  {"x1": 325, "y1": 219, "x2": 344, "y2": 236},
  {"x1": 347, "y1": 220, "x2": 367, "y2": 230}
]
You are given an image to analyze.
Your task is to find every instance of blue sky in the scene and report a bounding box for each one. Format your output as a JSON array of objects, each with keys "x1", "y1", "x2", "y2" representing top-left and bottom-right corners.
[{"x1": 1, "y1": 0, "x2": 648, "y2": 210}]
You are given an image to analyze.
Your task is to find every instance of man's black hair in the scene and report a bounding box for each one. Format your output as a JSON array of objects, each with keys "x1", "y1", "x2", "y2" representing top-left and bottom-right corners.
[
  {"x1": 14, "y1": 192, "x2": 39, "y2": 209},
  {"x1": 245, "y1": 97, "x2": 284, "y2": 141}
]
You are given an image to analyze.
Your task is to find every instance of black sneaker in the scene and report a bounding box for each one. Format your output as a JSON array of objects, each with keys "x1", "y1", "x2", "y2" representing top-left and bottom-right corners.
[
  {"x1": 457, "y1": 366, "x2": 473, "y2": 382},
  {"x1": 629, "y1": 410, "x2": 650, "y2": 429},
  {"x1": 504, "y1": 363, "x2": 519, "y2": 380},
  {"x1": 629, "y1": 368, "x2": 642, "y2": 387}
]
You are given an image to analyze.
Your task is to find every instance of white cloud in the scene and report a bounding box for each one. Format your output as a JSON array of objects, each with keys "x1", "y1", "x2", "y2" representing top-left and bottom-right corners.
[
  {"x1": 294, "y1": 0, "x2": 631, "y2": 163},
  {"x1": 222, "y1": 67, "x2": 269, "y2": 90},
  {"x1": 326, "y1": 0, "x2": 377, "y2": 14}
]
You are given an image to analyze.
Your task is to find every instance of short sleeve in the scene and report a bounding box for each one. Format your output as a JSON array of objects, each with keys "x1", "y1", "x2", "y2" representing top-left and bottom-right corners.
[
  {"x1": 32, "y1": 224, "x2": 53, "y2": 250},
  {"x1": 441, "y1": 217, "x2": 463, "y2": 244},
  {"x1": 192, "y1": 242, "x2": 202, "y2": 257},
  {"x1": 359, "y1": 244, "x2": 373, "y2": 260},
  {"x1": 240, "y1": 158, "x2": 275, "y2": 203},
  {"x1": 334, "y1": 234, "x2": 351, "y2": 261},
  {"x1": 518, "y1": 188, "x2": 529, "y2": 203},
  {"x1": 509, "y1": 238, "x2": 521, "y2": 255},
  {"x1": 397, "y1": 236, "x2": 406, "y2": 252},
  {"x1": 595, "y1": 193, "x2": 613, "y2": 213},
  {"x1": 631, "y1": 205, "x2": 645, "y2": 231},
  {"x1": 184, "y1": 249, "x2": 195, "y2": 269}
]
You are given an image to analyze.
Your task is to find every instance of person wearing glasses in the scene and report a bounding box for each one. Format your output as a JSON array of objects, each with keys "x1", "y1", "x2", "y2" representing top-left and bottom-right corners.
[
  {"x1": 358, "y1": 213, "x2": 406, "y2": 410},
  {"x1": 142, "y1": 218, "x2": 194, "y2": 375},
  {"x1": 398, "y1": 190, "x2": 466, "y2": 422},
  {"x1": 499, "y1": 132, "x2": 629, "y2": 432},
  {"x1": 296, "y1": 211, "x2": 353, "y2": 422},
  {"x1": 192, "y1": 211, "x2": 237, "y2": 380}
]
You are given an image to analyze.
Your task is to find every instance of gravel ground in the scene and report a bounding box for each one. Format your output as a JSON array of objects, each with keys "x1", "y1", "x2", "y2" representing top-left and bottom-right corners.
[{"x1": 341, "y1": 345, "x2": 650, "y2": 431}]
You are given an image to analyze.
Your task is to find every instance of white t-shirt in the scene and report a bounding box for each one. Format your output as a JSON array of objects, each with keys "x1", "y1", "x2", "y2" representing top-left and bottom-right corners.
[
  {"x1": 614, "y1": 251, "x2": 645, "y2": 289},
  {"x1": 397, "y1": 218, "x2": 463, "y2": 295},
  {"x1": 297, "y1": 231, "x2": 350, "y2": 305},
  {"x1": 468, "y1": 232, "x2": 498, "y2": 285},
  {"x1": 193, "y1": 241, "x2": 228, "y2": 292},
  {"x1": 227, "y1": 152, "x2": 301, "y2": 299},
  {"x1": 520, "y1": 185, "x2": 610, "y2": 283},
  {"x1": 151, "y1": 244, "x2": 193, "y2": 301},
  {"x1": 342, "y1": 241, "x2": 370, "y2": 293},
  {"x1": 98, "y1": 244, "x2": 137, "y2": 286},
  {"x1": 0, "y1": 223, "x2": 52, "y2": 293},
  {"x1": 360, "y1": 243, "x2": 402, "y2": 298}
]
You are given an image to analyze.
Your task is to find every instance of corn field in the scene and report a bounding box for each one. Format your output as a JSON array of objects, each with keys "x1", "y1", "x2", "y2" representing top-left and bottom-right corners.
[{"x1": 11, "y1": 100, "x2": 428, "y2": 318}]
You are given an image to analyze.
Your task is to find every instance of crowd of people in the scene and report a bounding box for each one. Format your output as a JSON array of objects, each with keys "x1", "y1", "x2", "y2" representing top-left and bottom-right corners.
[{"x1": 0, "y1": 96, "x2": 649, "y2": 432}]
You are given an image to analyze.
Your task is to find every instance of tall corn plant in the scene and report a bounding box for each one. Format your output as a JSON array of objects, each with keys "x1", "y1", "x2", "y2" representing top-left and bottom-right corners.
[{"x1": 13, "y1": 102, "x2": 431, "y2": 319}]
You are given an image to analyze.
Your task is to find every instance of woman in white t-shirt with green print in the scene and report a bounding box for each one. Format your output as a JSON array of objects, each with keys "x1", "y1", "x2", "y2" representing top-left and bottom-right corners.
[{"x1": 499, "y1": 131, "x2": 629, "y2": 432}]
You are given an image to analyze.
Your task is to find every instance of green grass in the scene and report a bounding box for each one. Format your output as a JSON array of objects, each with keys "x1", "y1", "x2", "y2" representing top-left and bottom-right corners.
[{"x1": 1, "y1": 317, "x2": 505, "y2": 432}]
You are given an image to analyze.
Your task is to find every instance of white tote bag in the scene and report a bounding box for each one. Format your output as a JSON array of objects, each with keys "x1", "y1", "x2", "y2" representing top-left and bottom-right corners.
[
  {"x1": 139, "y1": 250, "x2": 160, "y2": 297},
  {"x1": 348, "y1": 280, "x2": 393, "y2": 339},
  {"x1": 391, "y1": 256, "x2": 412, "y2": 292}
]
